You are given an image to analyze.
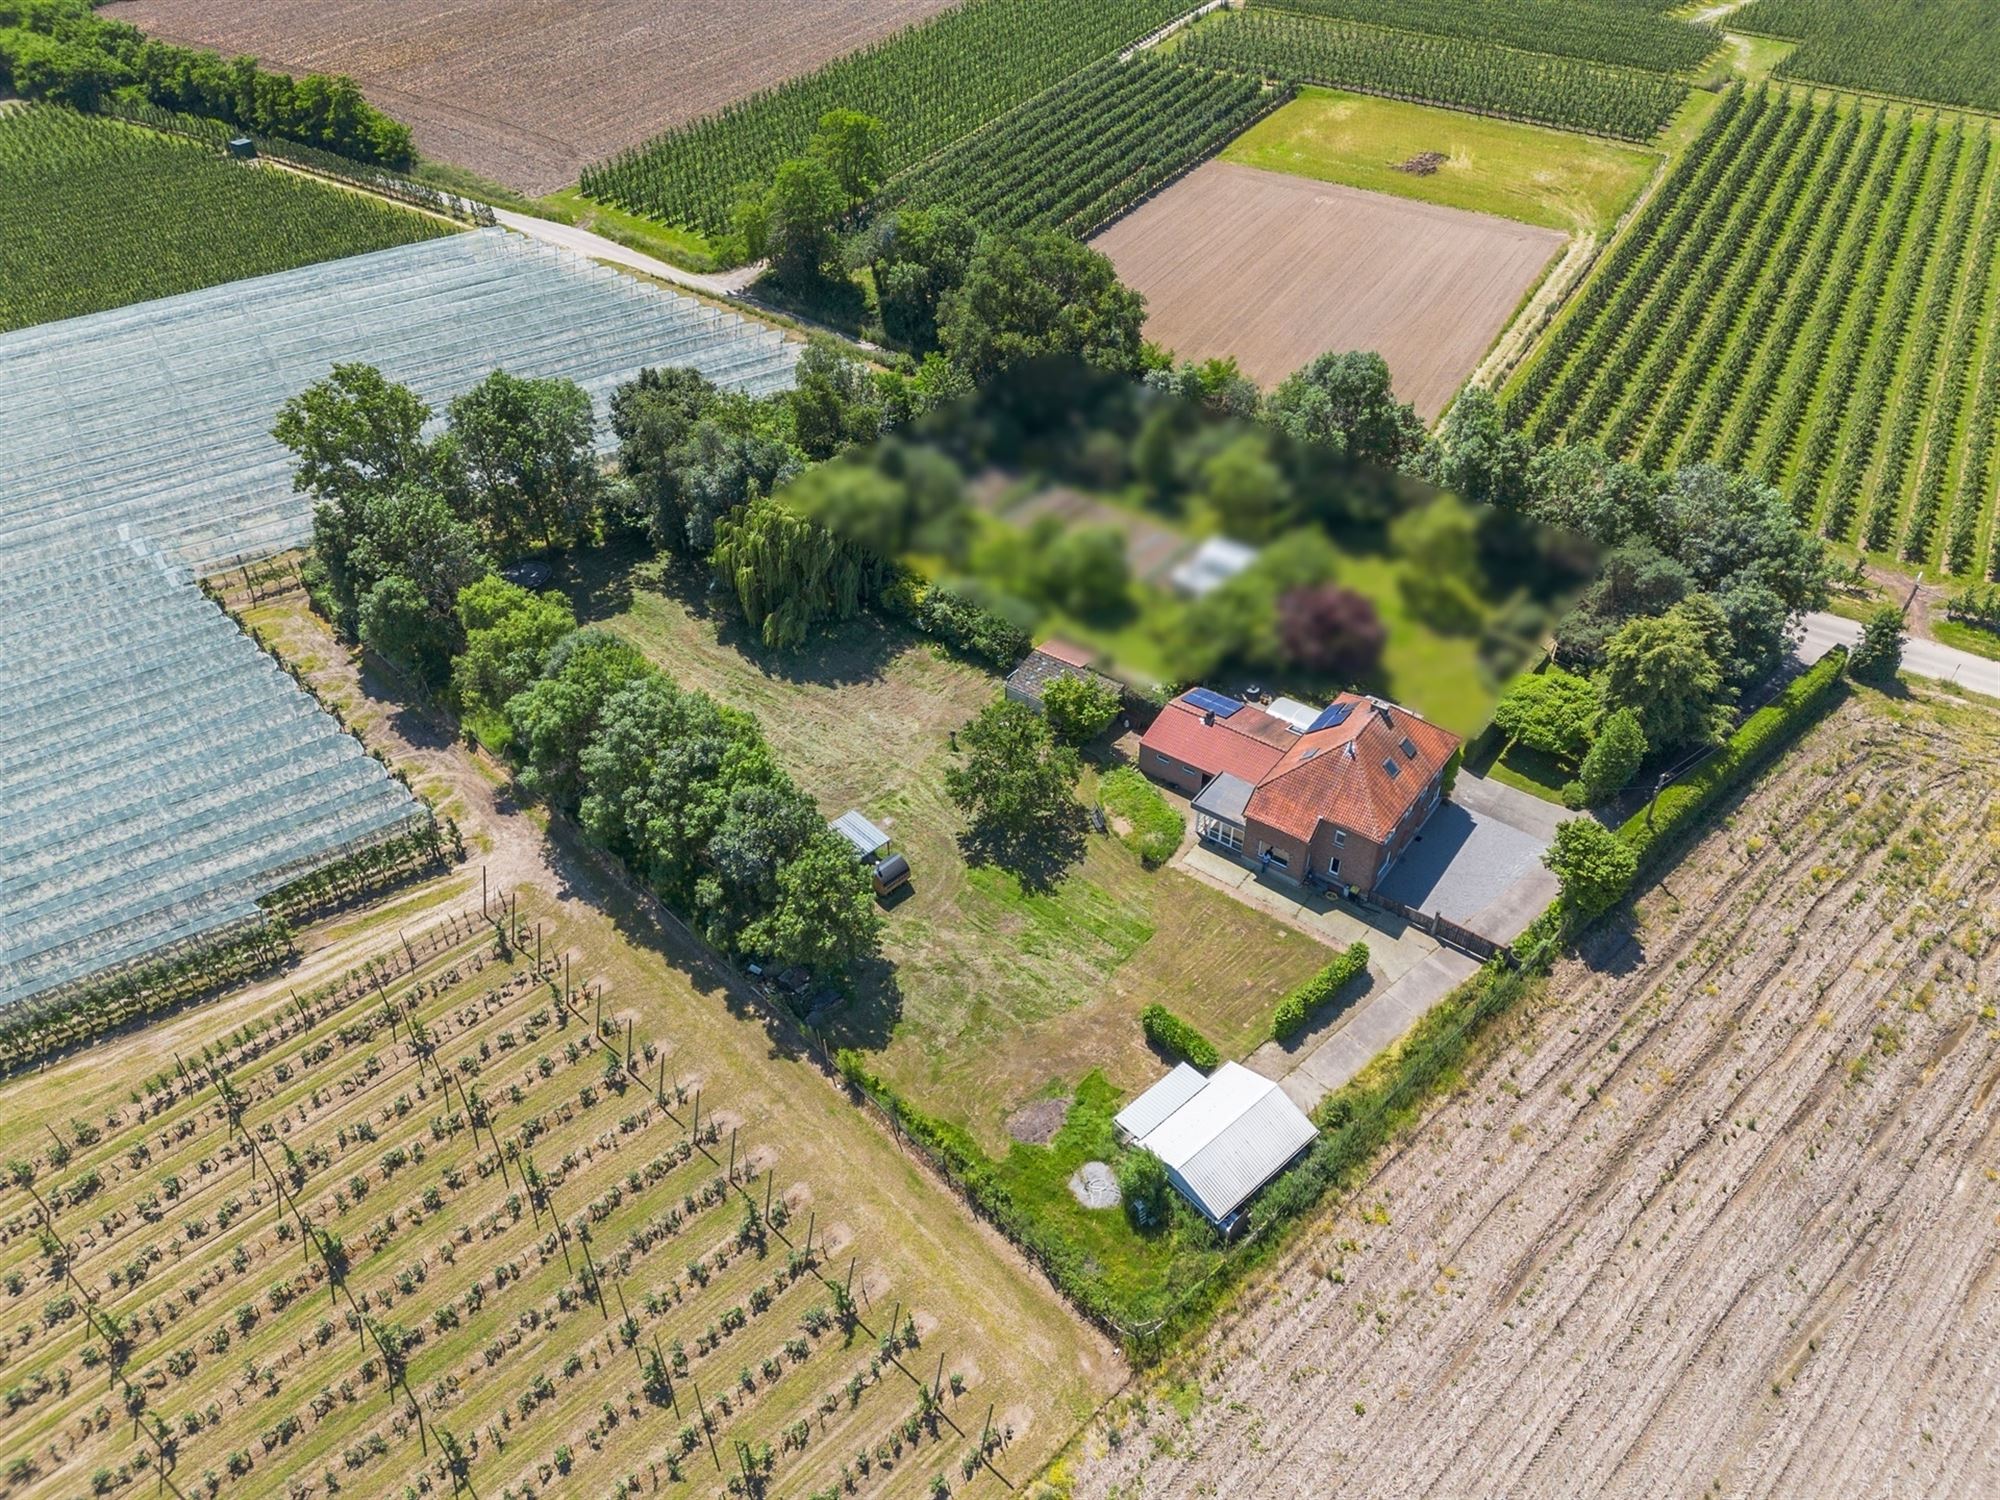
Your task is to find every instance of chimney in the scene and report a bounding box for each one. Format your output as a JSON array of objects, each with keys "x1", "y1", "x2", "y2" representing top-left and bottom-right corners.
[{"x1": 1202, "y1": 710, "x2": 1215, "y2": 727}]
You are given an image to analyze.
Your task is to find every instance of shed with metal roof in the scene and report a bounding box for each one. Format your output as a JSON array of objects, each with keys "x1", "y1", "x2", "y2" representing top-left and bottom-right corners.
[
  {"x1": 1117, "y1": 1061, "x2": 1317, "y2": 1226},
  {"x1": 830, "y1": 810, "x2": 891, "y2": 860}
]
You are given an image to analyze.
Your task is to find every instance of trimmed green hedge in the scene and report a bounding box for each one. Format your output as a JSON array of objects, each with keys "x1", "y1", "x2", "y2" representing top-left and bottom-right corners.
[
  {"x1": 1619, "y1": 646, "x2": 1847, "y2": 876},
  {"x1": 1139, "y1": 1004, "x2": 1218, "y2": 1069},
  {"x1": 1271, "y1": 941, "x2": 1370, "y2": 1041}
]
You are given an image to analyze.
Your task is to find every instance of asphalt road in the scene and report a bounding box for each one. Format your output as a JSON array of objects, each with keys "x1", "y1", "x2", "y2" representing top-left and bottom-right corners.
[{"x1": 1798, "y1": 610, "x2": 2000, "y2": 697}]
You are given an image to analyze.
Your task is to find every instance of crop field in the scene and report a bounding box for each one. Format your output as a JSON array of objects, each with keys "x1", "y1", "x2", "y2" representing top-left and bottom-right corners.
[
  {"x1": 0, "y1": 873, "x2": 1116, "y2": 1499},
  {"x1": 105, "y1": 0, "x2": 969, "y2": 196},
  {"x1": 1175, "y1": 9, "x2": 1690, "y2": 142},
  {"x1": 580, "y1": 0, "x2": 1189, "y2": 236},
  {"x1": 1737, "y1": 0, "x2": 2000, "y2": 114},
  {"x1": 0, "y1": 107, "x2": 453, "y2": 334},
  {"x1": 1508, "y1": 87, "x2": 2000, "y2": 577},
  {"x1": 1091, "y1": 160, "x2": 1565, "y2": 415},
  {"x1": 1246, "y1": 0, "x2": 1723, "y2": 76},
  {"x1": 1076, "y1": 684, "x2": 2000, "y2": 1497},
  {"x1": 573, "y1": 551, "x2": 1329, "y2": 1158},
  {"x1": 884, "y1": 58, "x2": 1280, "y2": 238},
  {"x1": 1220, "y1": 86, "x2": 1659, "y2": 235}
]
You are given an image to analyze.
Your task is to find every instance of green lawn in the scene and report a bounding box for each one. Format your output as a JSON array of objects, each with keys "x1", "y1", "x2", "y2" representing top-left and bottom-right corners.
[
  {"x1": 1221, "y1": 86, "x2": 1659, "y2": 235},
  {"x1": 1486, "y1": 740, "x2": 1575, "y2": 804},
  {"x1": 562, "y1": 546, "x2": 1326, "y2": 1157},
  {"x1": 1931, "y1": 617, "x2": 2000, "y2": 662},
  {"x1": 536, "y1": 186, "x2": 720, "y2": 272}
]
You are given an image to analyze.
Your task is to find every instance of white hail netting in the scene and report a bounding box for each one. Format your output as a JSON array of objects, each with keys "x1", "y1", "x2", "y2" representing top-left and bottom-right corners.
[{"x1": 0, "y1": 230, "x2": 802, "y2": 1005}]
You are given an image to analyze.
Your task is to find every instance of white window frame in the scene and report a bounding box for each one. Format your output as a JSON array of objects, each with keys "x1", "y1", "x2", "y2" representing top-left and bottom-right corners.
[
  {"x1": 1332, "y1": 829, "x2": 1347, "y2": 847},
  {"x1": 1326, "y1": 855, "x2": 1340, "y2": 877}
]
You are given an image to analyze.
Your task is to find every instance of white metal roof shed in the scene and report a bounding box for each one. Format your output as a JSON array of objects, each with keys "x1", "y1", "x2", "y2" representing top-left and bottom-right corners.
[
  {"x1": 1114, "y1": 1062, "x2": 1206, "y2": 1141},
  {"x1": 1130, "y1": 1061, "x2": 1317, "y2": 1225},
  {"x1": 830, "y1": 810, "x2": 890, "y2": 859}
]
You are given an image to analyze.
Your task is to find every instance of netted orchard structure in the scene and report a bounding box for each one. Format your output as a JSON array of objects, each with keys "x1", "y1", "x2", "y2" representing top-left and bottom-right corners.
[
  {"x1": 0, "y1": 540, "x2": 423, "y2": 1005},
  {"x1": 0, "y1": 229, "x2": 800, "y2": 572},
  {"x1": 0, "y1": 230, "x2": 801, "y2": 1006}
]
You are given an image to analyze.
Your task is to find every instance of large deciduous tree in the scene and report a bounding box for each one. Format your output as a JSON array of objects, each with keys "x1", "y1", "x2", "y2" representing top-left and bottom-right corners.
[
  {"x1": 936, "y1": 231, "x2": 1146, "y2": 384},
  {"x1": 1264, "y1": 350, "x2": 1424, "y2": 469},
  {"x1": 1599, "y1": 601, "x2": 1730, "y2": 749},
  {"x1": 447, "y1": 370, "x2": 602, "y2": 553},
  {"x1": 944, "y1": 697, "x2": 1081, "y2": 846},
  {"x1": 1544, "y1": 818, "x2": 1636, "y2": 917}
]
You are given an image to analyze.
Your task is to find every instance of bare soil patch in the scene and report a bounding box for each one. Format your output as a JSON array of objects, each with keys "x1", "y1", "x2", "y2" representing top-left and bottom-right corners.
[
  {"x1": 1090, "y1": 160, "x2": 1564, "y2": 420},
  {"x1": 1007, "y1": 1096, "x2": 1071, "y2": 1145},
  {"x1": 1076, "y1": 687, "x2": 2000, "y2": 1497},
  {"x1": 103, "y1": 0, "x2": 960, "y2": 195},
  {"x1": 1395, "y1": 150, "x2": 1448, "y2": 175}
]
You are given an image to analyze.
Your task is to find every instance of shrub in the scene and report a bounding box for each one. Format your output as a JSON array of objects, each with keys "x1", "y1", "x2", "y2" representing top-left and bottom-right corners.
[
  {"x1": 1042, "y1": 673, "x2": 1121, "y2": 746},
  {"x1": 1544, "y1": 819, "x2": 1637, "y2": 916},
  {"x1": 1098, "y1": 766, "x2": 1184, "y2": 867},
  {"x1": 1565, "y1": 707, "x2": 1646, "y2": 808},
  {"x1": 1271, "y1": 942, "x2": 1370, "y2": 1042},
  {"x1": 1138, "y1": 1005, "x2": 1217, "y2": 1069},
  {"x1": 1847, "y1": 606, "x2": 1904, "y2": 681},
  {"x1": 1115, "y1": 1150, "x2": 1170, "y2": 1230},
  {"x1": 1619, "y1": 646, "x2": 1846, "y2": 873}
]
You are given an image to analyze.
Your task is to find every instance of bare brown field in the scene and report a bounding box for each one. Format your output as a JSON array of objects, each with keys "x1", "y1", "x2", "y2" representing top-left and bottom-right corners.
[
  {"x1": 103, "y1": 0, "x2": 959, "y2": 194},
  {"x1": 0, "y1": 573, "x2": 1118, "y2": 1499},
  {"x1": 1089, "y1": 160, "x2": 1565, "y2": 420},
  {"x1": 1074, "y1": 685, "x2": 2000, "y2": 1498}
]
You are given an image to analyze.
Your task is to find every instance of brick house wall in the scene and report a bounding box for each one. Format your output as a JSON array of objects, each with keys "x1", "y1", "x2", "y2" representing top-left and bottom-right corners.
[
  {"x1": 1138, "y1": 743, "x2": 1208, "y2": 798},
  {"x1": 1242, "y1": 764, "x2": 1446, "y2": 892}
]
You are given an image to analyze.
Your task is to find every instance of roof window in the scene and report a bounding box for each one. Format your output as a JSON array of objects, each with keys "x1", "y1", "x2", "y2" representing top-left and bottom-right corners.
[{"x1": 1383, "y1": 758, "x2": 1401, "y2": 778}]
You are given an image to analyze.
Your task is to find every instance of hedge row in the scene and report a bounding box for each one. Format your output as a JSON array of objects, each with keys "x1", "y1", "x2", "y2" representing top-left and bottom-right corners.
[
  {"x1": 1619, "y1": 646, "x2": 1848, "y2": 874},
  {"x1": 1140, "y1": 1004, "x2": 1219, "y2": 1069},
  {"x1": 1271, "y1": 941, "x2": 1370, "y2": 1042}
]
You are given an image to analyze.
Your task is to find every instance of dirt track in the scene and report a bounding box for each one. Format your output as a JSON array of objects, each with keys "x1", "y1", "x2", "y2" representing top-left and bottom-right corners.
[
  {"x1": 1076, "y1": 688, "x2": 2000, "y2": 1498},
  {"x1": 1090, "y1": 160, "x2": 1564, "y2": 418},
  {"x1": 104, "y1": 0, "x2": 958, "y2": 194}
]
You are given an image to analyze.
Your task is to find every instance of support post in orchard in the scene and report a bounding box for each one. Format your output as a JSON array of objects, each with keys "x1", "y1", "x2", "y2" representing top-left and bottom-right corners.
[{"x1": 625, "y1": 1018, "x2": 634, "y2": 1071}]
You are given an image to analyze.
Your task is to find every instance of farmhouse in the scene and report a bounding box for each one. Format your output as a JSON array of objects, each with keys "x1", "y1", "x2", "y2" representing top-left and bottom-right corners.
[
  {"x1": 1138, "y1": 688, "x2": 1459, "y2": 892},
  {"x1": 1114, "y1": 1061, "x2": 1317, "y2": 1226}
]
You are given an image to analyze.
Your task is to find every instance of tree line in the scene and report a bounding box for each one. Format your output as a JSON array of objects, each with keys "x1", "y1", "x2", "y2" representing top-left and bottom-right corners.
[{"x1": 0, "y1": 0, "x2": 413, "y2": 165}]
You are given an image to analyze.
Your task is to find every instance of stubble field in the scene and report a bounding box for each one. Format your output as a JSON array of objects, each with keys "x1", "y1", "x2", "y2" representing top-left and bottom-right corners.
[
  {"x1": 1076, "y1": 685, "x2": 2000, "y2": 1498},
  {"x1": 1091, "y1": 160, "x2": 1565, "y2": 417},
  {"x1": 103, "y1": 0, "x2": 961, "y2": 194}
]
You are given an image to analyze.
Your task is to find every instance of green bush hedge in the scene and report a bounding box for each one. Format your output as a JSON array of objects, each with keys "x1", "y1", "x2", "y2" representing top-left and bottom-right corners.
[
  {"x1": 1271, "y1": 941, "x2": 1370, "y2": 1042},
  {"x1": 1619, "y1": 646, "x2": 1847, "y2": 875},
  {"x1": 1139, "y1": 1004, "x2": 1218, "y2": 1069}
]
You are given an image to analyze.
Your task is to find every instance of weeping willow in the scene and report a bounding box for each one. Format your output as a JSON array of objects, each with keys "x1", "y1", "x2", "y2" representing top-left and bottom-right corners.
[{"x1": 712, "y1": 497, "x2": 885, "y2": 648}]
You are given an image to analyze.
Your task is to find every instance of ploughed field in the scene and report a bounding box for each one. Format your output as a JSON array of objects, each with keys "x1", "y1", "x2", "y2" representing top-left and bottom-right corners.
[
  {"x1": 1092, "y1": 159, "x2": 1564, "y2": 417},
  {"x1": 1077, "y1": 686, "x2": 2000, "y2": 1498},
  {"x1": 0, "y1": 892, "x2": 1111, "y2": 1498},
  {"x1": 102, "y1": 0, "x2": 963, "y2": 195}
]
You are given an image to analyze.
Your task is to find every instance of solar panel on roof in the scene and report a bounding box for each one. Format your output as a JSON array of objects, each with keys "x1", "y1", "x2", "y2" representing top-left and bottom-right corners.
[
  {"x1": 1306, "y1": 702, "x2": 1355, "y2": 733},
  {"x1": 1184, "y1": 687, "x2": 1243, "y2": 718}
]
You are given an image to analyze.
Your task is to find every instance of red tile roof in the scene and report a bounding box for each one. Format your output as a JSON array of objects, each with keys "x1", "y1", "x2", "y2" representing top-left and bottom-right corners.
[
  {"x1": 1247, "y1": 695, "x2": 1460, "y2": 844},
  {"x1": 1140, "y1": 696, "x2": 1291, "y2": 784},
  {"x1": 1035, "y1": 637, "x2": 1096, "y2": 669}
]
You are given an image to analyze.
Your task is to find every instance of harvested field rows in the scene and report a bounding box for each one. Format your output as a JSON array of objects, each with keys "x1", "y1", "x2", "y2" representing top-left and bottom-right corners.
[
  {"x1": 0, "y1": 893, "x2": 1107, "y2": 1498},
  {"x1": 104, "y1": 0, "x2": 964, "y2": 195},
  {"x1": 1076, "y1": 687, "x2": 2000, "y2": 1498},
  {"x1": 1092, "y1": 160, "x2": 1564, "y2": 416}
]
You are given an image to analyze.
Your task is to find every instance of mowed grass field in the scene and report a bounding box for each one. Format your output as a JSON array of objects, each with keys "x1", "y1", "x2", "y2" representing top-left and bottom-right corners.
[
  {"x1": 569, "y1": 550, "x2": 1328, "y2": 1159},
  {"x1": 1091, "y1": 158, "x2": 1565, "y2": 418},
  {"x1": 1222, "y1": 86, "x2": 1659, "y2": 235},
  {"x1": 0, "y1": 884, "x2": 1116, "y2": 1499}
]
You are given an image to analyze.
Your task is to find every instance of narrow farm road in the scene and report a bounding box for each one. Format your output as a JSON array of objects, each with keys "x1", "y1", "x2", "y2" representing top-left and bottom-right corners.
[
  {"x1": 1799, "y1": 610, "x2": 2000, "y2": 697},
  {"x1": 493, "y1": 208, "x2": 763, "y2": 297}
]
